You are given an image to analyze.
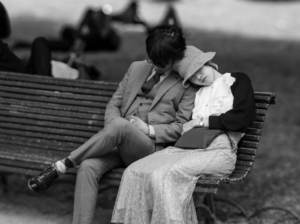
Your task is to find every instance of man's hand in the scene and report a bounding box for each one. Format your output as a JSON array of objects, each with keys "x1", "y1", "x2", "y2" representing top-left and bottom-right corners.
[{"x1": 130, "y1": 116, "x2": 149, "y2": 135}]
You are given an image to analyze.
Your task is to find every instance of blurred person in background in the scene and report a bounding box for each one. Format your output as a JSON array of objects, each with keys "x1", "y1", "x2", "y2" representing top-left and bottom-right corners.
[
  {"x1": 0, "y1": 2, "x2": 52, "y2": 76},
  {"x1": 0, "y1": 1, "x2": 101, "y2": 80},
  {"x1": 13, "y1": 1, "x2": 142, "y2": 52}
]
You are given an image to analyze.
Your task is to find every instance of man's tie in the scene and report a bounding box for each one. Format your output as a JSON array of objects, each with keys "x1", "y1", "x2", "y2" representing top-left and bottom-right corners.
[{"x1": 142, "y1": 71, "x2": 163, "y2": 94}]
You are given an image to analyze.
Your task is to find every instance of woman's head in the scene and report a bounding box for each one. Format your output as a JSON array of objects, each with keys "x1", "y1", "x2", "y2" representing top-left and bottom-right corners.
[
  {"x1": 173, "y1": 46, "x2": 217, "y2": 87},
  {"x1": 188, "y1": 63, "x2": 218, "y2": 86},
  {"x1": 145, "y1": 25, "x2": 186, "y2": 73}
]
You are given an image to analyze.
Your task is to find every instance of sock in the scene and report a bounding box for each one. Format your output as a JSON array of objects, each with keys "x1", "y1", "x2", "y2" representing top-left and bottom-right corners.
[
  {"x1": 54, "y1": 157, "x2": 75, "y2": 175},
  {"x1": 54, "y1": 161, "x2": 67, "y2": 175},
  {"x1": 64, "y1": 157, "x2": 74, "y2": 168}
]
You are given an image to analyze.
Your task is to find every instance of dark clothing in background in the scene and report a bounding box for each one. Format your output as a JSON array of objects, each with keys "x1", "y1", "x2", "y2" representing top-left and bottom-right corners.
[
  {"x1": 48, "y1": 25, "x2": 121, "y2": 52},
  {"x1": 0, "y1": 37, "x2": 51, "y2": 76}
]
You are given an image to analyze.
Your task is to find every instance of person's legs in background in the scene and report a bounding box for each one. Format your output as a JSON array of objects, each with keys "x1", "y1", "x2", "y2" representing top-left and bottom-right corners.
[{"x1": 25, "y1": 37, "x2": 52, "y2": 76}]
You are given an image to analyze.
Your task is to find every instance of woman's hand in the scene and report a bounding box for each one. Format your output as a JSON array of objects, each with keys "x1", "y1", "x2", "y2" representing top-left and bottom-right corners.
[
  {"x1": 130, "y1": 116, "x2": 149, "y2": 135},
  {"x1": 182, "y1": 117, "x2": 209, "y2": 135},
  {"x1": 182, "y1": 119, "x2": 198, "y2": 135}
]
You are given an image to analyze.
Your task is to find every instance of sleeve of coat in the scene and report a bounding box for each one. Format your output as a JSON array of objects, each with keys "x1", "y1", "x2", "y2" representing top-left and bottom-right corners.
[
  {"x1": 104, "y1": 63, "x2": 133, "y2": 125},
  {"x1": 151, "y1": 85, "x2": 197, "y2": 143}
]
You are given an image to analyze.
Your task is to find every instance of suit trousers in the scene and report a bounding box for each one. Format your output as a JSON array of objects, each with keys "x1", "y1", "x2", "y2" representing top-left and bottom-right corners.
[{"x1": 71, "y1": 117, "x2": 157, "y2": 224}]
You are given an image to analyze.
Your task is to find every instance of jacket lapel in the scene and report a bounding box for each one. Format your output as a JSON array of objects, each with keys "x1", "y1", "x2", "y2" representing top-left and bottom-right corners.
[
  {"x1": 123, "y1": 63, "x2": 153, "y2": 115},
  {"x1": 149, "y1": 70, "x2": 181, "y2": 111}
]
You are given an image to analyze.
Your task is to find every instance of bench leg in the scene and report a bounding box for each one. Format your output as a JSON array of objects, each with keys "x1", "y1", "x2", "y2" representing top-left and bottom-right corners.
[
  {"x1": 0, "y1": 173, "x2": 8, "y2": 193},
  {"x1": 204, "y1": 194, "x2": 217, "y2": 224},
  {"x1": 214, "y1": 196, "x2": 248, "y2": 218},
  {"x1": 248, "y1": 206, "x2": 300, "y2": 223},
  {"x1": 194, "y1": 193, "x2": 217, "y2": 224}
]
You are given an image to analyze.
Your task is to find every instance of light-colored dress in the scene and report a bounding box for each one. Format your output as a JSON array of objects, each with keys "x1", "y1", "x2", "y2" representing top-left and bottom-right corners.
[{"x1": 112, "y1": 74, "x2": 242, "y2": 224}]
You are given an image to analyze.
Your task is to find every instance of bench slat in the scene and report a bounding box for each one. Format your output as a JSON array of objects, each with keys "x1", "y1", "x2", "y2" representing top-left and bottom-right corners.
[
  {"x1": 0, "y1": 111, "x2": 103, "y2": 126},
  {"x1": 194, "y1": 187, "x2": 218, "y2": 194},
  {"x1": 0, "y1": 135, "x2": 78, "y2": 151},
  {"x1": 0, "y1": 85, "x2": 114, "y2": 100},
  {"x1": 0, "y1": 121, "x2": 101, "y2": 135},
  {"x1": 255, "y1": 109, "x2": 267, "y2": 116},
  {"x1": 245, "y1": 128, "x2": 262, "y2": 135},
  {"x1": 0, "y1": 165, "x2": 40, "y2": 176},
  {"x1": 0, "y1": 72, "x2": 118, "y2": 91},
  {"x1": 234, "y1": 165, "x2": 252, "y2": 171},
  {"x1": 239, "y1": 140, "x2": 259, "y2": 149},
  {"x1": 0, "y1": 106, "x2": 103, "y2": 121},
  {"x1": 255, "y1": 115, "x2": 265, "y2": 122},
  {"x1": 235, "y1": 160, "x2": 254, "y2": 167},
  {"x1": 255, "y1": 103, "x2": 269, "y2": 110},
  {"x1": 242, "y1": 134, "x2": 260, "y2": 142},
  {"x1": 0, "y1": 98, "x2": 105, "y2": 114},
  {"x1": 0, "y1": 91, "x2": 108, "y2": 108},
  {"x1": 254, "y1": 91, "x2": 276, "y2": 104},
  {"x1": 0, "y1": 158, "x2": 52, "y2": 170},
  {"x1": 0, "y1": 128, "x2": 89, "y2": 143},
  {"x1": 0, "y1": 81, "x2": 115, "y2": 96},
  {"x1": 237, "y1": 148, "x2": 256, "y2": 155},
  {"x1": 254, "y1": 95, "x2": 273, "y2": 103},
  {"x1": 250, "y1": 121, "x2": 263, "y2": 129},
  {"x1": 0, "y1": 144, "x2": 68, "y2": 163},
  {"x1": 236, "y1": 154, "x2": 255, "y2": 162}
]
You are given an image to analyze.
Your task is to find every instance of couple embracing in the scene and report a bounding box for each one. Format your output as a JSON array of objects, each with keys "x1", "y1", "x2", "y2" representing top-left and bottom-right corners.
[{"x1": 28, "y1": 25, "x2": 255, "y2": 224}]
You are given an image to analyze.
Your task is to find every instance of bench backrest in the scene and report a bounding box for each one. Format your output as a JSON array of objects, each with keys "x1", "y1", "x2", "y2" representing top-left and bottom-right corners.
[
  {"x1": 0, "y1": 72, "x2": 117, "y2": 175},
  {"x1": 227, "y1": 92, "x2": 276, "y2": 182}
]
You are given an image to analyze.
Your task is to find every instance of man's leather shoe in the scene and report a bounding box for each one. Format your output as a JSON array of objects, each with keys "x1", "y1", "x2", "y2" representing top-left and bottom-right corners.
[{"x1": 28, "y1": 164, "x2": 58, "y2": 193}]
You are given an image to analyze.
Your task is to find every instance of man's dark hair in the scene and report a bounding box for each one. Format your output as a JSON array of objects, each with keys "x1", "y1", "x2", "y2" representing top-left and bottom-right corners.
[{"x1": 146, "y1": 25, "x2": 186, "y2": 68}]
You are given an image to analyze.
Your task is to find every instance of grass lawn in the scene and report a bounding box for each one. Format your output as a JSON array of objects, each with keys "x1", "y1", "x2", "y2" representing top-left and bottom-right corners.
[{"x1": 1, "y1": 0, "x2": 300, "y2": 223}]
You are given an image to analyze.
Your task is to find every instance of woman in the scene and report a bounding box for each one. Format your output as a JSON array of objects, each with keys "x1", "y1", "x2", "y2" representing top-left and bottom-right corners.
[{"x1": 111, "y1": 45, "x2": 256, "y2": 224}]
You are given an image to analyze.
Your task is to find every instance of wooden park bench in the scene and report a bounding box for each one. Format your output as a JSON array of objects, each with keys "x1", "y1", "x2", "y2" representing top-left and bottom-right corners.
[{"x1": 0, "y1": 71, "x2": 279, "y2": 223}]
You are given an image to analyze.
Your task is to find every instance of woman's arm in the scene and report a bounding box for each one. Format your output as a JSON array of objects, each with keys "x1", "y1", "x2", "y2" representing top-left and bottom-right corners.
[{"x1": 209, "y1": 72, "x2": 256, "y2": 132}]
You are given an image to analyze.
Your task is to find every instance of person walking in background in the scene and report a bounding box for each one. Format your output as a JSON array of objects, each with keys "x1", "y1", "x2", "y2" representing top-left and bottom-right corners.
[
  {"x1": 111, "y1": 45, "x2": 256, "y2": 224},
  {"x1": 28, "y1": 25, "x2": 198, "y2": 224}
]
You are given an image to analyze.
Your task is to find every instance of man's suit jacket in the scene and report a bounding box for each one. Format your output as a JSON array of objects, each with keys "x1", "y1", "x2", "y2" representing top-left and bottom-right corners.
[{"x1": 105, "y1": 61, "x2": 197, "y2": 145}]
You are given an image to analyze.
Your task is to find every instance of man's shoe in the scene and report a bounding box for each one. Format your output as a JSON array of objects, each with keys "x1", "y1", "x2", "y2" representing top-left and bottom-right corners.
[{"x1": 28, "y1": 164, "x2": 58, "y2": 193}]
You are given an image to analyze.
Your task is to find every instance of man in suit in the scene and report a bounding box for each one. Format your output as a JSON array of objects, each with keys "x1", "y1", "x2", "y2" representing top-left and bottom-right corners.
[{"x1": 28, "y1": 25, "x2": 197, "y2": 224}]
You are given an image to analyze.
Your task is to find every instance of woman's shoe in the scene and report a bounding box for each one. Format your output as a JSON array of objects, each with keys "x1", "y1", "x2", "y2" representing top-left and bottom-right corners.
[{"x1": 28, "y1": 164, "x2": 58, "y2": 193}]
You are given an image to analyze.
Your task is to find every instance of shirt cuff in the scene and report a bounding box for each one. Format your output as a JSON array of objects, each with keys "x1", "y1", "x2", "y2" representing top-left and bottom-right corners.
[{"x1": 148, "y1": 125, "x2": 156, "y2": 138}]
